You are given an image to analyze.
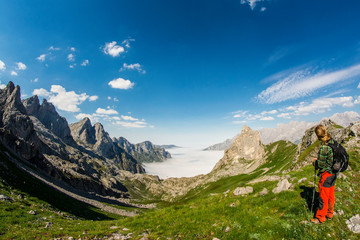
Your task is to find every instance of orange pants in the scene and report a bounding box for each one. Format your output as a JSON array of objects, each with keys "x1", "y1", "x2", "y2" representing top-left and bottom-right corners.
[{"x1": 316, "y1": 171, "x2": 336, "y2": 222}]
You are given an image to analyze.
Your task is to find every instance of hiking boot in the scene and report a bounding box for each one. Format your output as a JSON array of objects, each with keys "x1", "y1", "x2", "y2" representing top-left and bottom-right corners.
[{"x1": 310, "y1": 218, "x2": 322, "y2": 224}]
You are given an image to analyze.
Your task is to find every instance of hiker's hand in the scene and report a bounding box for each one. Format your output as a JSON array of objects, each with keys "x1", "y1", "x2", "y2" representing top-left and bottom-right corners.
[{"x1": 312, "y1": 158, "x2": 317, "y2": 166}]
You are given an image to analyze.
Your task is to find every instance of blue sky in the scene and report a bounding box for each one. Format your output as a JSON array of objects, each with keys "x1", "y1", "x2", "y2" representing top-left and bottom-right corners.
[{"x1": 0, "y1": 0, "x2": 359, "y2": 147}]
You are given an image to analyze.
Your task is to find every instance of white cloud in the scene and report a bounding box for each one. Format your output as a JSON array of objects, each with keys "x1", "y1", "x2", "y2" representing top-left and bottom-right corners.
[
  {"x1": 11, "y1": 71, "x2": 18, "y2": 76},
  {"x1": 122, "y1": 39, "x2": 135, "y2": 48},
  {"x1": 0, "y1": 60, "x2": 5, "y2": 71},
  {"x1": 358, "y1": 82, "x2": 360, "y2": 88},
  {"x1": 36, "y1": 54, "x2": 47, "y2": 62},
  {"x1": 261, "y1": 110, "x2": 278, "y2": 115},
  {"x1": 31, "y1": 78, "x2": 39, "y2": 83},
  {"x1": 240, "y1": 0, "x2": 266, "y2": 10},
  {"x1": 70, "y1": 47, "x2": 76, "y2": 52},
  {"x1": 103, "y1": 41, "x2": 125, "y2": 57},
  {"x1": 75, "y1": 113, "x2": 98, "y2": 123},
  {"x1": 96, "y1": 107, "x2": 118, "y2": 115},
  {"x1": 121, "y1": 115, "x2": 138, "y2": 121},
  {"x1": 16, "y1": 62, "x2": 27, "y2": 70},
  {"x1": 114, "y1": 120, "x2": 147, "y2": 128},
  {"x1": 108, "y1": 78, "x2": 134, "y2": 90},
  {"x1": 283, "y1": 96, "x2": 355, "y2": 116},
  {"x1": 68, "y1": 54, "x2": 75, "y2": 62},
  {"x1": 261, "y1": 116, "x2": 274, "y2": 121},
  {"x1": 233, "y1": 110, "x2": 248, "y2": 118},
  {"x1": 120, "y1": 63, "x2": 146, "y2": 74},
  {"x1": 33, "y1": 88, "x2": 51, "y2": 97},
  {"x1": 48, "y1": 46, "x2": 60, "y2": 51},
  {"x1": 0, "y1": 81, "x2": 6, "y2": 89},
  {"x1": 69, "y1": 64, "x2": 76, "y2": 68},
  {"x1": 258, "y1": 63, "x2": 360, "y2": 104},
  {"x1": 277, "y1": 113, "x2": 291, "y2": 119},
  {"x1": 81, "y1": 59, "x2": 89, "y2": 66},
  {"x1": 354, "y1": 96, "x2": 360, "y2": 104},
  {"x1": 33, "y1": 85, "x2": 93, "y2": 112},
  {"x1": 89, "y1": 95, "x2": 98, "y2": 101}
]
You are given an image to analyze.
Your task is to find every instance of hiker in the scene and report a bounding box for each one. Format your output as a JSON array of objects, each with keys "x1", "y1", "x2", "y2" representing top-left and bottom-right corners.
[{"x1": 310, "y1": 124, "x2": 336, "y2": 224}]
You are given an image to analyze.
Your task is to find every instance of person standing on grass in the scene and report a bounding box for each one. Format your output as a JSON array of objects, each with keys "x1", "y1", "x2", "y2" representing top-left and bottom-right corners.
[{"x1": 310, "y1": 124, "x2": 336, "y2": 224}]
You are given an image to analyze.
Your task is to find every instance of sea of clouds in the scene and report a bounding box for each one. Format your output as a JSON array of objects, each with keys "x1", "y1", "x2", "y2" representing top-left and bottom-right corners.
[{"x1": 143, "y1": 147, "x2": 224, "y2": 179}]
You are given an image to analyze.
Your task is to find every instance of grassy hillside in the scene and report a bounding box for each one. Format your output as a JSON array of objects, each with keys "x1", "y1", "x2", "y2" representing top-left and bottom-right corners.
[{"x1": 1, "y1": 141, "x2": 359, "y2": 239}]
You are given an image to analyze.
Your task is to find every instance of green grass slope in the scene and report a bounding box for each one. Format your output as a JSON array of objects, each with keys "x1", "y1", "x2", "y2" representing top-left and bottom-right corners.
[{"x1": 1, "y1": 141, "x2": 359, "y2": 239}]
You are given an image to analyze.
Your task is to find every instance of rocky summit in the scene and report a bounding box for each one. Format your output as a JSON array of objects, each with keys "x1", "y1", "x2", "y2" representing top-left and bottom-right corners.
[
  {"x1": 212, "y1": 125, "x2": 265, "y2": 176},
  {"x1": 22, "y1": 95, "x2": 76, "y2": 146},
  {"x1": 113, "y1": 137, "x2": 171, "y2": 163}
]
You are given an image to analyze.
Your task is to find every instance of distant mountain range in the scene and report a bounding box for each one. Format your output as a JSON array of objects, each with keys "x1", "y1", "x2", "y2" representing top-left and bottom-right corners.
[
  {"x1": 0, "y1": 82, "x2": 171, "y2": 197},
  {"x1": 204, "y1": 111, "x2": 360, "y2": 151}
]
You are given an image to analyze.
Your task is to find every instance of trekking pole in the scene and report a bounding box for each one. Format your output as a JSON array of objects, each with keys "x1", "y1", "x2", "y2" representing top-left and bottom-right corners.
[{"x1": 311, "y1": 167, "x2": 316, "y2": 213}]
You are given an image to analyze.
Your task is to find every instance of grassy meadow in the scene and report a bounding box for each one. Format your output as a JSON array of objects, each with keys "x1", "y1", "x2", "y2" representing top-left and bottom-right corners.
[{"x1": 1, "y1": 141, "x2": 359, "y2": 239}]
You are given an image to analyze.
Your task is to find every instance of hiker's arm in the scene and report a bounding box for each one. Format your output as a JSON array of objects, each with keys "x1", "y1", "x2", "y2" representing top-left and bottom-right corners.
[{"x1": 312, "y1": 158, "x2": 319, "y2": 169}]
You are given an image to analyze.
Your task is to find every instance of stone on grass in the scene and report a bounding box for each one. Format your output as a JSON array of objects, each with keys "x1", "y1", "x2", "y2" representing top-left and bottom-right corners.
[
  {"x1": 233, "y1": 186, "x2": 253, "y2": 196},
  {"x1": 346, "y1": 214, "x2": 360, "y2": 234},
  {"x1": 259, "y1": 188, "x2": 268, "y2": 196},
  {"x1": 338, "y1": 173, "x2": 347, "y2": 180},
  {"x1": 0, "y1": 194, "x2": 10, "y2": 202},
  {"x1": 297, "y1": 178, "x2": 307, "y2": 184},
  {"x1": 272, "y1": 179, "x2": 292, "y2": 194},
  {"x1": 336, "y1": 210, "x2": 344, "y2": 216},
  {"x1": 28, "y1": 210, "x2": 37, "y2": 215},
  {"x1": 225, "y1": 226, "x2": 231, "y2": 232}
]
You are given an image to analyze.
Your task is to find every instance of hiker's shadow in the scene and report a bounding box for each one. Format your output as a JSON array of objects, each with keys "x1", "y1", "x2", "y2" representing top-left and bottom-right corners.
[{"x1": 300, "y1": 185, "x2": 319, "y2": 214}]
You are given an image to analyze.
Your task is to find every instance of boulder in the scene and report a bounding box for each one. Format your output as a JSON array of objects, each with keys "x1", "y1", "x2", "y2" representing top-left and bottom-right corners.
[
  {"x1": 346, "y1": 214, "x2": 360, "y2": 234},
  {"x1": 272, "y1": 179, "x2": 292, "y2": 194},
  {"x1": 233, "y1": 186, "x2": 253, "y2": 196}
]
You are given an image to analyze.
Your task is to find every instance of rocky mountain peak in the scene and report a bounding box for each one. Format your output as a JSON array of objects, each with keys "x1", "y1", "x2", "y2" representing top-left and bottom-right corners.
[
  {"x1": 69, "y1": 117, "x2": 95, "y2": 145},
  {"x1": 2, "y1": 82, "x2": 27, "y2": 114},
  {"x1": 22, "y1": 95, "x2": 75, "y2": 145},
  {"x1": 212, "y1": 125, "x2": 265, "y2": 176},
  {"x1": 0, "y1": 81, "x2": 39, "y2": 160},
  {"x1": 5, "y1": 81, "x2": 15, "y2": 95},
  {"x1": 22, "y1": 95, "x2": 40, "y2": 115},
  {"x1": 40, "y1": 98, "x2": 56, "y2": 113},
  {"x1": 319, "y1": 119, "x2": 337, "y2": 127}
]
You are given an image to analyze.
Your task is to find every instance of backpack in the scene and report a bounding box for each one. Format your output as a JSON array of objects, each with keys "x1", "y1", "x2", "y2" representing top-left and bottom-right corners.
[{"x1": 327, "y1": 140, "x2": 349, "y2": 173}]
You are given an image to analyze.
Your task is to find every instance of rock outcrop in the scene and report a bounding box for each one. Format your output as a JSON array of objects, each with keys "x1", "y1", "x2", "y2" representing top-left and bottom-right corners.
[
  {"x1": 113, "y1": 137, "x2": 171, "y2": 163},
  {"x1": 0, "y1": 82, "x2": 40, "y2": 160},
  {"x1": 22, "y1": 96, "x2": 75, "y2": 145},
  {"x1": 70, "y1": 119, "x2": 145, "y2": 174},
  {"x1": 212, "y1": 125, "x2": 265, "y2": 176}
]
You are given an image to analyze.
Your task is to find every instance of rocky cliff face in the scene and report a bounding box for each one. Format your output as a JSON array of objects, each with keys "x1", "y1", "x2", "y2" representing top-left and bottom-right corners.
[
  {"x1": 22, "y1": 96, "x2": 75, "y2": 145},
  {"x1": 70, "y1": 119, "x2": 145, "y2": 174},
  {"x1": 0, "y1": 82, "x2": 40, "y2": 160},
  {"x1": 68, "y1": 117, "x2": 95, "y2": 146},
  {"x1": 113, "y1": 137, "x2": 171, "y2": 163},
  {"x1": 212, "y1": 125, "x2": 265, "y2": 176}
]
